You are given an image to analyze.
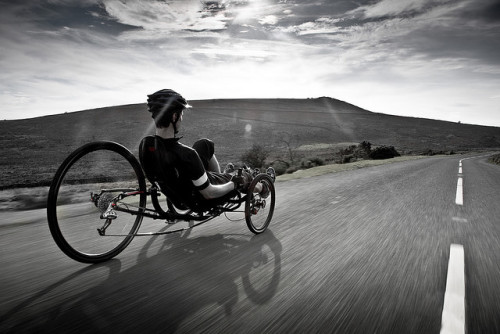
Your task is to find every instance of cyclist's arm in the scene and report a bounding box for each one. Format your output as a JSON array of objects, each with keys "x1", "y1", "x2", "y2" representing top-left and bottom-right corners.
[
  {"x1": 194, "y1": 171, "x2": 262, "y2": 200},
  {"x1": 193, "y1": 172, "x2": 235, "y2": 200},
  {"x1": 199, "y1": 182, "x2": 235, "y2": 200}
]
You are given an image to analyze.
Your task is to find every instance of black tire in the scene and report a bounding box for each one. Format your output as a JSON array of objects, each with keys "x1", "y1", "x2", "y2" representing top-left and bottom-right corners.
[
  {"x1": 47, "y1": 141, "x2": 146, "y2": 263},
  {"x1": 245, "y1": 174, "x2": 275, "y2": 234}
]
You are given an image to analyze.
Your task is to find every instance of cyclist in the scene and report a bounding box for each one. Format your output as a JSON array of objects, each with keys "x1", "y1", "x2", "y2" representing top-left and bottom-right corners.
[{"x1": 146, "y1": 89, "x2": 275, "y2": 201}]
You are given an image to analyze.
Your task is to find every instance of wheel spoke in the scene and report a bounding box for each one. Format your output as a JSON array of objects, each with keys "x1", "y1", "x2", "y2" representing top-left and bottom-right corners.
[
  {"x1": 245, "y1": 174, "x2": 275, "y2": 234},
  {"x1": 47, "y1": 142, "x2": 146, "y2": 263}
]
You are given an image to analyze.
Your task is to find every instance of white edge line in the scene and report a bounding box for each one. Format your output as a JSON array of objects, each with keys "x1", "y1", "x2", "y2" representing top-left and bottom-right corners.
[{"x1": 440, "y1": 244, "x2": 465, "y2": 334}]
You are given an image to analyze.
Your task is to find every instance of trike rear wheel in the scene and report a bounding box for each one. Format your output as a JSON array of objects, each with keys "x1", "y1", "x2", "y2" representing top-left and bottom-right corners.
[
  {"x1": 47, "y1": 141, "x2": 146, "y2": 263},
  {"x1": 245, "y1": 174, "x2": 275, "y2": 234}
]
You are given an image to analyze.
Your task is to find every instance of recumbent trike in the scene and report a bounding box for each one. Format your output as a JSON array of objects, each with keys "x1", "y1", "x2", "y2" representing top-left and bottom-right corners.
[{"x1": 47, "y1": 136, "x2": 276, "y2": 263}]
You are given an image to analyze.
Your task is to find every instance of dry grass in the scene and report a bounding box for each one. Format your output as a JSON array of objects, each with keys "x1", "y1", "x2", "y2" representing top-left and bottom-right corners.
[
  {"x1": 277, "y1": 156, "x2": 429, "y2": 182},
  {"x1": 295, "y1": 142, "x2": 359, "y2": 151}
]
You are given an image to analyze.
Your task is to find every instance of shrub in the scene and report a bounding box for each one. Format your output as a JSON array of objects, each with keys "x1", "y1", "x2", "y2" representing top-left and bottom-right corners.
[
  {"x1": 422, "y1": 149, "x2": 454, "y2": 156},
  {"x1": 300, "y1": 157, "x2": 324, "y2": 169},
  {"x1": 335, "y1": 141, "x2": 372, "y2": 163},
  {"x1": 342, "y1": 154, "x2": 354, "y2": 163},
  {"x1": 488, "y1": 154, "x2": 500, "y2": 165},
  {"x1": 300, "y1": 159, "x2": 313, "y2": 169},
  {"x1": 310, "y1": 157, "x2": 324, "y2": 166},
  {"x1": 241, "y1": 144, "x2": 269, "y2": 168},
  {"x1": 271, "y1": 160, "x2": 289, "y2": 176},
  {"x1": 356, "y1": 141, "x2": 372, "y2": 158},
  {"x1": 369, "y1": 146, "x2": 400, "y2": 160},
  {"x1": 336, "y1": 145, "x2": 356, "y2": 164}
]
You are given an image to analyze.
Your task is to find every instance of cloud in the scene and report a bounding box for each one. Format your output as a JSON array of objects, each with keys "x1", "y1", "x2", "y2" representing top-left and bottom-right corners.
[
  {"x1": 259, "y1": 15, "x2": 279, "y2": 25},
  {"x1": 277, "y1": 17, "x2": 344, "y2": 36},
  {"x1": 0, "y1": 0, "x2": 499, "y2": 126},
  {"x1": 103, "y1": 0, "x2": 229, "y2": 32},
  {"x1": 352, "y1": 0, "x2": 447, "y2": 18}
]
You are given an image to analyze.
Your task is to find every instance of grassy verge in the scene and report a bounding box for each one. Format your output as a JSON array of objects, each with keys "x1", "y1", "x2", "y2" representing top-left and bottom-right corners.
[
  {"x1": 277, "y1": 155, "x2": 429, "y2": 182},
  {"x1": 0, "y1": 187, "x2": 49, "y2": 211}
]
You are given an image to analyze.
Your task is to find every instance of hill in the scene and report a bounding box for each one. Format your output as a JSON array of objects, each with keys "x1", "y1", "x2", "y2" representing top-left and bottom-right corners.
[{"x1": 1, "y1": 97, "x2": 500, "y2": 189}]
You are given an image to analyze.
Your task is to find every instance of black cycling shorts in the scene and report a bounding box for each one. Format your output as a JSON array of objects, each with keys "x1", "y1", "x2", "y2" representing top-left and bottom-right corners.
[
  {"x1": 192, "y1": 138, "x2": 214, "y2": 171},
  {"x1": 192, "y1": 138, "x2": 232, "y2": 185}
]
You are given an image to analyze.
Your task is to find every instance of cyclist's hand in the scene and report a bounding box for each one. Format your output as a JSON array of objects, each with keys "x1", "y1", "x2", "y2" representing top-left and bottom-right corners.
[
  {"x1": 231, "y1": 169, "x2": 252, "y2": 192},
  {"x1": 231, "y1": 175, "x2": 247, "y2": 191}
]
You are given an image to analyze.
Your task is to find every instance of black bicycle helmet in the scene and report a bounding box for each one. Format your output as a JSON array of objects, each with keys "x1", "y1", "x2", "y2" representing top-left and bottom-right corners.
[{"x1": 147, "y1": 89, "x2": 191, "y2": 133}]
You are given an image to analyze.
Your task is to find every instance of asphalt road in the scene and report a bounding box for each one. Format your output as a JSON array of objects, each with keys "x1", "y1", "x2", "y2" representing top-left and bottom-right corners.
[{"x1": 1, "y1": 154, "x2": 499, "y2": 333}]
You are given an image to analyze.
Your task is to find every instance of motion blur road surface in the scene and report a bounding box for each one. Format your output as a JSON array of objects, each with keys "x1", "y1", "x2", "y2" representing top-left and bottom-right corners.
[{"x1": 1, "y1": 154, "x2": 499, "y2": 333}]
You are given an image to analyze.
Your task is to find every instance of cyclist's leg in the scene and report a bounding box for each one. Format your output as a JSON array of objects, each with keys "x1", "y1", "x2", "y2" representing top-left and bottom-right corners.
[
  {"x1": 193, "y1": 138, "x2": 220, "y2": 172},
  {"x1": 206, "y1": 171, "x2": 232, "y2": 185}
]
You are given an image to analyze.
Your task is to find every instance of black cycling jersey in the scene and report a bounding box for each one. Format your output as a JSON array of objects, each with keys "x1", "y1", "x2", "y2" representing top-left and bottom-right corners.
[{"x1": 157, "y1": 137, "x2": 231, "y2": 193}]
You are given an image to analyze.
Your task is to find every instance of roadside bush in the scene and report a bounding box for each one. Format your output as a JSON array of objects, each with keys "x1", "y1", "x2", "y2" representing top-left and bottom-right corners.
[
  {"x1": 241, "y1": 144, "x2": 269, "y2": 168},
  {"x1": 335, "y1": 141, "x2": 373, "y2": 163},
  {"x1": 369, "y1": 146, "x2": 400, "y2": 160},
  {"x1": 422, "y1": 149, "x2": 456, "y2": 156},
  {"x1": 342, "y1": 154, "x2": 354, "y2": 163},
  {"x1": 271, "y1": 160, "x2": 289, "y2": 176},
  {"x1": 356, "y1": 141, "x2": 372, "y2": 159},
  {"x1": 310, "y1": 157, "x2": 324, "y2": 166},
  {"x1": 286, "y1": 166, "x2": 299, "y2": 174},
  {"x1": 488, "y1": 154, "x2": 500, "y2": 165},
  {"x1": 336, "y1": 145, "x2": 356, "y2": 163},
  {"x1": 300, "y1": 157, "x2": 324, "y2": 169}
]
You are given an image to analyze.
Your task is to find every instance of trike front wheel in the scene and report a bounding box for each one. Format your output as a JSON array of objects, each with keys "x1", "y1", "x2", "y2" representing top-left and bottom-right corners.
[
  {"x1": 245, "y1": 174, "x2": 275, "y2": 234},
  {"x1": 47, "y1": 141, "x2": 146, "y2": 263}
]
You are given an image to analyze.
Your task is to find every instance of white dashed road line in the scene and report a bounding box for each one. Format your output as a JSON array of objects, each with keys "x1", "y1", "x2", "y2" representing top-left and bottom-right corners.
[
  {"x1": 455, "y1": 160, "x2": 464, "y2": 206},
  {"x1": 440, "y1": 244, "x2": 465, "y2": 334},
  {"x1": 455, "y1": 178, "x2": 464, "y2": 206},
  {"x1": 442, "y1": 160, "x2": 469, "y2": 333}
]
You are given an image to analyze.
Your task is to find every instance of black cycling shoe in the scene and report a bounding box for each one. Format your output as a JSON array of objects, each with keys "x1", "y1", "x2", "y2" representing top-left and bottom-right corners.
[
  {"x1": 224, "y1": 162, "x2": 235, "y2": 174},
  {"x1": 266, "y1": 167, "x2": 276, "y2": 183}
]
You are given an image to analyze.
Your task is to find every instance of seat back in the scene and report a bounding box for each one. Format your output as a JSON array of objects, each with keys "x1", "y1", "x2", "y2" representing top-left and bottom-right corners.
[{"x1": 138, "y1": 136, "x2": 195, "y2": 208}]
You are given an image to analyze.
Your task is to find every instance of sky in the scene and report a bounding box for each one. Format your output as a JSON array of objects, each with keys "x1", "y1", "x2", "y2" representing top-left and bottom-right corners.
[{"x1": 1, "y1": 0, "x2": 499, "y2": 126}]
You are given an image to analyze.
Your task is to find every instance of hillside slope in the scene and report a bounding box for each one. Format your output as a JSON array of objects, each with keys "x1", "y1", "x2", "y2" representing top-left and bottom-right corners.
[{"x1": 1, "y1": 97, "x2": 499, "y2": 189}]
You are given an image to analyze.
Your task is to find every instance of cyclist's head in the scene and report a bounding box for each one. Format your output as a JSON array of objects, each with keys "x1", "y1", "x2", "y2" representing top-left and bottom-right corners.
[{"x1": 147, "y1": 89, "x2": 191, "y2": 132}]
